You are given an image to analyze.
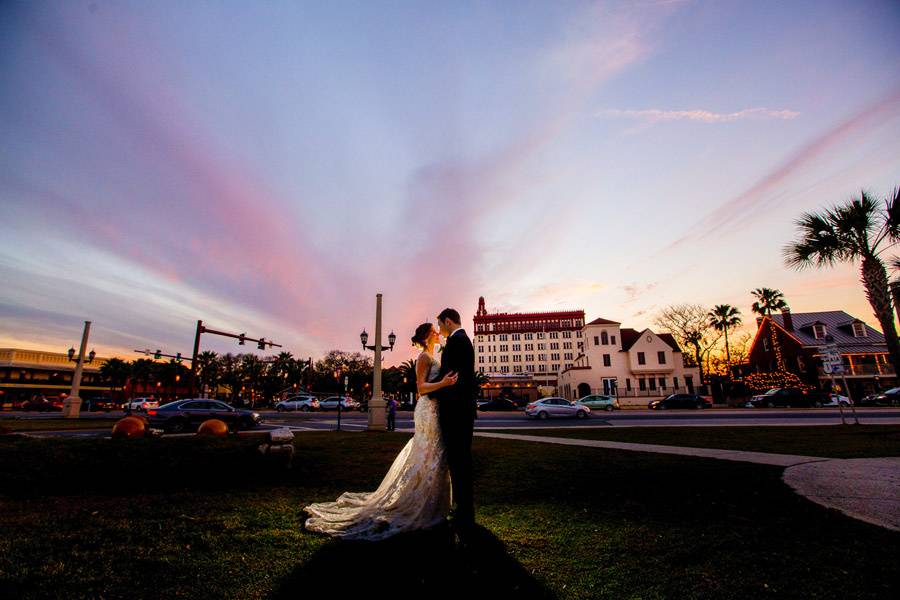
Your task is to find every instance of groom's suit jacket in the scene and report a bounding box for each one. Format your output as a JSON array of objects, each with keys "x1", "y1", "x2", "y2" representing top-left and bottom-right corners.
[{"x1": 434, "y1": 329, "x2": 476, "y2": 422}]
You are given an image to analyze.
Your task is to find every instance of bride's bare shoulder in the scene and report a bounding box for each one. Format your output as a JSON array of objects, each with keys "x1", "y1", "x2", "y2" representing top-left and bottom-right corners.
[{"x1": 416, "y1": 351, "x2": 432, "y2": 366}]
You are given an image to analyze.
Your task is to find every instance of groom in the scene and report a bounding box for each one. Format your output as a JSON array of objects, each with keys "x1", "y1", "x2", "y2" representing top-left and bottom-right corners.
[{"x1": 434, "y1": 307, "x2": 477, "y2": 539}]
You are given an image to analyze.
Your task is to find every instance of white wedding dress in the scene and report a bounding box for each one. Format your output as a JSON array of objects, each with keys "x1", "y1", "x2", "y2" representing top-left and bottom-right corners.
[{"x1": 302, "y1": 351, "x2": 452, "y2": 541}]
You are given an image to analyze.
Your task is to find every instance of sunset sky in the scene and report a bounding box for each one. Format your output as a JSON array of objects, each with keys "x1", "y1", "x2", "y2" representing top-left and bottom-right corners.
[{"x1": 2, "y1": 0, "x2": 900, "y2": 366}]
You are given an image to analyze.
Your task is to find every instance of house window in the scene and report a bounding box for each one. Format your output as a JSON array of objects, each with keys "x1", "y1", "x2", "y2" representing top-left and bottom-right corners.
[
  {"x1": 853, "y1": 322, "x2": 867, "y2": 337},
  {"x1": 478, "y1": 346, "x2": 483, "y2": 353},
  {"x1": 649, "y1": 378, "x2": 656, "y2": 390},
  {"x1": 673, "y1": 376, "x2": 679, "y2": 389},
  {"x1": 625, "y1": 378, "x2": 632, "y2": 391},
  {"x1": 637, "y1": 352, "x2": 646, "y2": 365},
  {"x1": 658, "y1": 351, "x2": 666, "y2": 364},
  {"x1": 813, "y1": 324, "x2": 827, "y2": 339},
  {"x1": 594, "y1": 336, "x2": 600, "y2": 346},
  {"x1": 478, "y1": 356, "x2": 484, "y2": 363},
  {"x1": 601, "y1": 331, "x2": 609, "y2": 345},
  {"x1": 603, "y1": 354, "x2": 611, "y2": 367},
  {"x1": 638, "y1": 378, "x2": 646, "y2": 391},
  {"x1": 659, "y1": 377, "x2": 666, "y2": 389},
  {"x1": 611, "y1": 335, "x2": 616, "y2": 345}
]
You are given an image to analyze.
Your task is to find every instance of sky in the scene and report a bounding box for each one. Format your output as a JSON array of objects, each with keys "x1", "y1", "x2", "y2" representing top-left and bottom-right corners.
[{"x1": 2, "y1": 0, "x2": 900, "y2": 366}]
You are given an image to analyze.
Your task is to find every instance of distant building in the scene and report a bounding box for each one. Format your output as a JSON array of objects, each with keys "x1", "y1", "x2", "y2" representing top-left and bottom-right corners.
[
  {"x1": 558, "y1": 317, "x2": 700, "y2": 405},
  {"x1": 472, "y1": 297, "x2": 585, "y2": 402},
  {"x1": 0, "y1": 348, "x2": 111, "y2": 406},
  {"x1": 745, "y1": 309, "x2": 894, "y2": 398}
]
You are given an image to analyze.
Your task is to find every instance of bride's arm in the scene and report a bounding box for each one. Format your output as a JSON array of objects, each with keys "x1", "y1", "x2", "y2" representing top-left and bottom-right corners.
[{"x1": 416, "y1": 353, "x2": 457, "y2": 395}]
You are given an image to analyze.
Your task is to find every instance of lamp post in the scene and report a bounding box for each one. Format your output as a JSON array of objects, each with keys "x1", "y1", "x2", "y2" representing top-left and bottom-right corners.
[
  {"x1": 62, "y1": 321, "x2": 96, "y2": 418},
  {"x1": 359, "y1": 293, "x2": 396, "y2": 431}
]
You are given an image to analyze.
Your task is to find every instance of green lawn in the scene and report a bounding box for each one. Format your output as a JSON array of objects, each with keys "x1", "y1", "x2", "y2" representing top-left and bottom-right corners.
[
  {"x1": 0, "y1": 431, "x2": 897, "y2": 599},
  {"x1": 478, "y1": 425, "x2": 900, "y2": 458}
]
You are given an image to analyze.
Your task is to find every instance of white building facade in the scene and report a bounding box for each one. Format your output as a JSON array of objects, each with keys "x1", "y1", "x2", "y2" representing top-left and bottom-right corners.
[{"x1": 558, "y1": 317, "x2": 701, "y2": 404}]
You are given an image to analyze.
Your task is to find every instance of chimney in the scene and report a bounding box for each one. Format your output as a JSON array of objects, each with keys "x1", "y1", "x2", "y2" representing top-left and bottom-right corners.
[{"x1": 781, "y1": 308, "x2": 793, "y2": 331}]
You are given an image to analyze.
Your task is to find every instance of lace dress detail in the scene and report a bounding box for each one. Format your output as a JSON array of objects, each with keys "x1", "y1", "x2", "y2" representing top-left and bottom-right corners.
[{"x1": 302, "y1": 351, "x2": 451, "y2": 541}]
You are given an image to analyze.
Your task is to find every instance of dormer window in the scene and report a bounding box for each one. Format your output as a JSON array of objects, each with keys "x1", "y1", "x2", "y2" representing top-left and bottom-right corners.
[
  {"x1": 813, "y1": 324, "x2": 827, "y2": 339},
  {"x1": 852, "y1": 322, "x2": 867, "y2": 338}
]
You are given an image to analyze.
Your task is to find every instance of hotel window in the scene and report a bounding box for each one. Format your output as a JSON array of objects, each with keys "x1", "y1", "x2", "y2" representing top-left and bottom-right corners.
[
  {"x1": 478, "y1": 356, "x2": 484, "y2": 363},
  {"x1": 550, "y1": 342, "x2": 559, "y2": 350},
  {"x1": 476, "y1": 324, "x2": 484, "y2": 332},
  {"x1": 551, "y1": 364, "x2": 560, "y2": 371},
  {"x1": 526, "y1": 364, "x2": 534, "y2": 372},
  {"x1": 562, "y1": 320, "x2": 571, "y2": 327},
  {"x1": 512, "y1": 333, "x2": 521, "y2": 340},
  {"x1": 601, "y1": 331, "x2": 608, "y2": 345},
  {"x1": 563, "y1": 342, "x2": 572, "y2": 350},
  {"x1": 479, "y1": 366, "x2": 485, "y2": 373},
  {"x1": 501, "y1": 366, "x2": 509, "y2": 373},
  {"x1": 603, "y1": 354, "x2": 611, "y2": 367},
  {"x1": 649, "y1": 378, "x2": 656, "y2": 391},
  {"x1": 526, "y1": 354, "x2": 534, "y2": 362},
  {"x1": 551, "y1": 353, "x2": 560, "y2": 361},
  {"x1": 538, "y1": 354, "x2": 546, "y2": 361},
  {"x1": 594, "y1": 336, "x2": 600, "y2": 346},
  {"x1": 500, "y1": 345, "x2": 508, "y2": 352},
  {"x1": 659, "y1": 377, "x2": 666, "y2": 389},
  {"x1": 537, "y1": 332, "x2": 545, "y2": 339},
  {"x1": 575, "y1": 319, "x2": 582, "y2": 326},
  {"x1": 657, "y1": 351, "x2": 666, "y2": 364},
  {"x1": 539, "y1": 364, "x2": 547, "y2": 372},
  {"x1": 813, "y1": 324, "x2": 827, "y2": 339},
  {"x1": 477, "y1": 335, "x2": 483, "y2": 342},
  {"x1": 637, "y1": 352, "x2": 646, "y2": 365},
  {"x1": 512, "y1": 344, "x2": 521, "y2": 351},
  {"x1": 500, "y1": 355, "x2": 508, "y2": 363},
  {"x1": 563, "y1": 331, "x2": 572, "y2": 338},
  {"x1": 537, "y1": 343, "x2": 546, "y2": 351},
  {"x1": 577, "y1": 342, "x2": 583, "y2": 351},
  {"x1": 525, "y1": 333, "x2": 533, "y2": 340},
  {"x1": 638, "y1": 378, "x2": 646, "y2": 391},
  {"x1": 550, "y1": 332, "x2": 559, "y2": 339},
  {"x1": 565, "y1": 363, "x2": 573, "y2": 370},
  {"x1": 853, "y1": 322, "x2": 867, "y2": 337},
  {"x1": 525, "y1": 343, "x2": 533, "y2": 351},
  {"x1": 499, "y1": 334, "x2": 508, "y2": 341},
  {"x1": 513, "y1": 355, "x2": 522, "y2": 362},
  {"x1": 564, "y1": 353, "x2": 573, "y2": 360},
  {"x1": 478, "y1": 346, "x2": 483, "y2": 353}
]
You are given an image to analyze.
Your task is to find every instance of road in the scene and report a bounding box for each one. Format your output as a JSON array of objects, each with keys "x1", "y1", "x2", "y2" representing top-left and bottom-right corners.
[{"x1": 8, "y1": 407, "x2": 899, "y2": 437}]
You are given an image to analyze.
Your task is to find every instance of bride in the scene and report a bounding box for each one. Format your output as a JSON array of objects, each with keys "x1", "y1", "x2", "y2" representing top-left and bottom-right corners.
[{"x1": 301, "y1": 322, "x2": 459, "y2": 541}]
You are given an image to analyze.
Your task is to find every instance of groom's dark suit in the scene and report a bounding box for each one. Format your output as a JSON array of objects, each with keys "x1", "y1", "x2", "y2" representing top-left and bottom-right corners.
[{"x1": 433, "y1": 327, "x2": 476, "y2": 527}]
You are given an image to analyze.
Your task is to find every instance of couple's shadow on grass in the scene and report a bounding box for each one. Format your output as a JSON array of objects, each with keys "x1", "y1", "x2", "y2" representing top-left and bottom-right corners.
[{"x1": 271, "y1": 521, "x2": 557, "y2": 599}]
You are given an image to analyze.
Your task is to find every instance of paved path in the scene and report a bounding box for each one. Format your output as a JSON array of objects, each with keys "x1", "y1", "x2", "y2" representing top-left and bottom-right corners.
[{"x1": 476, "y1": 432, "x2": 900, "y2": 532}]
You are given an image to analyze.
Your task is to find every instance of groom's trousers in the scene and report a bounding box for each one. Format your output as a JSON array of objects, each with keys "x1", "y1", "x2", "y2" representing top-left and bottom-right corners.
[{"x1": 439, "y1": 407, "x2": 475, "y2": 525}]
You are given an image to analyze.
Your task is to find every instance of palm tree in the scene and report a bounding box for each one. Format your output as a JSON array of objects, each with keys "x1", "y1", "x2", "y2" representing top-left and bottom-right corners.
[
  {"x1": 708, "y1": 305, "x2": 742, "y2": 380},
  {"x1": 473, "y1": 370, "x2": 489, "y2": 395},
  {"x1": 750, "y1": 287, "x2": 789, "y2": 372},
  {"x1": 99, "y1": 357, "x2": 131, "y2": 395},
  {"x1": 195, "y1": 350, "x2": 220, "y2": 396},
  {"x1": 783, "y1": 188, "x2": 900, "y2": 371}
]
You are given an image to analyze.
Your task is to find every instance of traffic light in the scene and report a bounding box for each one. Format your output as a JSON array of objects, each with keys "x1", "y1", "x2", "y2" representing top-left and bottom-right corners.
[
  {"x1": 238, "y1": 333, "x2": 246, "y2": 345},
  {"x1": 257, "y1": 337, "x2": 266, "y2": 350},
  {"x1": 175, "y1": 352, "x2": 182, "y2": 363},
  {"x1": 154, "y1": 349, "x2": 162, "y2": 360}
]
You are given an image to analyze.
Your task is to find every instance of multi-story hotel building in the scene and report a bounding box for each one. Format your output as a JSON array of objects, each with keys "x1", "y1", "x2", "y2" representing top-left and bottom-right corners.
[{"x1": 472, "y1": 297, "x2": 585, "y2": 402}]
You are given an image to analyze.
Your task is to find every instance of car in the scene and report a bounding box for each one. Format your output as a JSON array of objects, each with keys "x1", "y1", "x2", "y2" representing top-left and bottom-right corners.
[
  {"x1": 575, "y1": 394, "x2": 621, "y2": 411},
  {"x1": 525, "y1": 397, "x2": 591, "y2": 419},
  {"x1": 82, "y1": 397, "x2": 122, "y2": 412},
  {"x1": 146, "y1": 399, "x2": 261, "y2": 433},
  {"x1": 820, "y1": 393, "x2": 852, "y2": 407},
  {"x1": 21, "y1": 396, "x2": 64, "y2": 412},
  {"x1": 858, "y1": 387, "x2": 900, "y2": 407},
  {"x1": 275, "y1": 395, "x2": 320, "y2": 412},
  {"x1": 649, "y1": 394, "x2": 712, "y2": 410},
  {"x1": 318, "y1": 396, "x2": 360, "y2": 411},
  {"x1": 126, "y1": 397, "x2": 159, "y2": 412},
  {"x1": 748, "y1": 388, "x2": 819, "y2": 408},
  {"x1": 476, "y1": 398, "x2": 520, "y2": 411}
]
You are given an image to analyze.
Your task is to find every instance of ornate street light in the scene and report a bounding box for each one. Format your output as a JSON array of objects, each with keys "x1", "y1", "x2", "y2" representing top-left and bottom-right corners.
[
  {"x1": 360, "y1": 329, "x2": 396, "y2": 352},
  {"x1": 360, "y1": 293, "x2": 395, "y2": 430}
]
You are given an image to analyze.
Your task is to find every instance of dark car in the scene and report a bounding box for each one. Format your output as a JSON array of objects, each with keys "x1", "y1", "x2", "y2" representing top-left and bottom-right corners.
[
  {"x1": 649, "y1": 394, "x2": 712, "y2": 410},
  {"x1": 476, "y1": 398, "x2": 520, "y2": 411},
  {"x1": 21, "y1": 396, "x2": 64, "y2": 412},
  {"x1": 83, "y1": 397, "x2": 121, "y2": 412},
  {"x1": 146, "y1": 399, "x2": 261, "y2": 433},
  {"x1": 749, "y1": 388, "x2": 819, "y2": 408},
  {"x1": 858, "y1": 387, "x2": 900, "y2": 407}
]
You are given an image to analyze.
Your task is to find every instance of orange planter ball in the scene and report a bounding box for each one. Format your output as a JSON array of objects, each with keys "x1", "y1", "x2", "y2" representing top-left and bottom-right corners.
[
  {"x1": 112, "y1": 416, "x2": 146, "y2": 439},
  {"x1": 197, "y1": 419, "x2": 229, "y2": 437}
]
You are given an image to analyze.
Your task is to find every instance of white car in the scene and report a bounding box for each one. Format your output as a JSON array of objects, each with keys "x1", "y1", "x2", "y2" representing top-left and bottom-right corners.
[
  {"x1": 126, "y1": 397, "x2": 159, "y2": 412},
  {"x1": 525, "y1": 397, "x2": 591, "y2": 419},
  {"x1": 275, "y1": 395, "x2": 320, "y2": 412},
  {"x1": 821, "y1": 393, "x2": 853, "y2": 407}
]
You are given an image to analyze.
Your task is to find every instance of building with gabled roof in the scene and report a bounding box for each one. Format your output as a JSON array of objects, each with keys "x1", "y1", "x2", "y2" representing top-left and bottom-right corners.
[{"x1": 745, "y1": 308, "x2": 894, "y2": 398}]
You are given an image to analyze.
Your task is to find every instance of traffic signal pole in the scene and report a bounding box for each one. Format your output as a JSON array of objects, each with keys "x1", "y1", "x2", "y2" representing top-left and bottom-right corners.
[{"x1": 189, "y1": 319, "x2": 282, "y2": 396}]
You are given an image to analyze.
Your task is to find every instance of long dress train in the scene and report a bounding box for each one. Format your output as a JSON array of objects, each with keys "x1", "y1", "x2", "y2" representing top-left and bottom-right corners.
[{"x1": 301, "y1": 353, "x2": 451, "y2": 541}]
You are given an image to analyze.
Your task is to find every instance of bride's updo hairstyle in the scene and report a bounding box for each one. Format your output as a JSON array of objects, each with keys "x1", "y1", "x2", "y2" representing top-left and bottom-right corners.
[{"x1": 411, "y1": 322, "x2": 433, "y2": 349}]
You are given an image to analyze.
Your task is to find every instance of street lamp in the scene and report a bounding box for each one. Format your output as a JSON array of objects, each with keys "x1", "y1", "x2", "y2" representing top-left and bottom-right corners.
[
  {"x1": 359, "y1": 293, "x2": 395, "y2": 431},
  {"x1": 62, "y1": 321, "x2": 94, "y2": 419}
]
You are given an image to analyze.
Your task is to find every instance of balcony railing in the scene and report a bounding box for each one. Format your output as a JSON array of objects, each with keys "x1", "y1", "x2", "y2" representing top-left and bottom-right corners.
[{"x1": 817, "y1": 363, "x2": 895, "y2": 377}]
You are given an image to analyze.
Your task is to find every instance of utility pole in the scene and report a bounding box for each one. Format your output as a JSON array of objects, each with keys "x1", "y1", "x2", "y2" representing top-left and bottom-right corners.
[{"x1": 62, "y1": 321, "x2": 92, "y2": 419}]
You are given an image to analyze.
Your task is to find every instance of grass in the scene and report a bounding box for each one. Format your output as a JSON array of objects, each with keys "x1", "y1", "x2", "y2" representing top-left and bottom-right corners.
[
  {"x1": 0, "y1": 430, "x2": 897, "y2": 599},
  {"x1": 478, "y1": 425, "x2": 900, "y2": 458},
  {"x1": 0, "y1": 417, "x2": 119, "y2": 432}
]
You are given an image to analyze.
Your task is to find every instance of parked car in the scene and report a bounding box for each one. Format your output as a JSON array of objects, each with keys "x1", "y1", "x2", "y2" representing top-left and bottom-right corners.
[
  {"x1": 576, "y1": 394, "x2": 621, "y2": 411},
  {"x1": 318, "y1": 396, "x2": 360, "y2": 411},
  {"x1": 82, "y1": 397, "x2": 122, "y2": 412},
  {"x1": 146, "y1": 399, "x2": 261, "y2": 433},
  {"x1": 649, "y1": 394, "x2": 712, "y2": 410},
  {"x1": 525, "y1": 397, "x2": 591, "y2": 419},
  {"x1": 821, "y1": 393, "x2": 852, "y2": 407},
  {"x1": 21, "y1": 396, "x2": 64, "y2": 412},
  {"x1": 748, "y1": 388, "x2": 819, "y2": 408},
  {"x1": 477, "y1": 398, "x2": 520, "y2": 411},
  {"x1": 858, "y1": 387, "x2": 900, "y2": 407},
  {"x1": 275, "y1": 395, "x2": 320, "y2": 412},
  {"x1": 126, "y1": 397, "x2": 159, "y2": 412}
]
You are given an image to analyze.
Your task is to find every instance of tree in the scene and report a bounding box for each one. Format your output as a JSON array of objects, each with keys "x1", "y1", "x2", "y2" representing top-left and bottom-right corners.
[
  {"x1": 195, "y1": 351, "x2": 220, "y2": 396},
  {"x1": 750, "y1": 287, "x2": 789, "y2": 372},
  {"x1": 219, "y1": 353, "x2": 242, "y2": 400},
  {"x1": 654, "y1": 304, "x2": 722, "y2": 388},
  {"x1": 708, "y1": 305, "x2": 742, "y2": 380},
  {"x1": 99, "y1": 358, "x2": 131, "y2": 394},
  {"x1": 130, "y1": 358, "x2": 159, "y2": 397},
  {"x1": 783, "y1": 188, "x2": 900, "y2": 371}
]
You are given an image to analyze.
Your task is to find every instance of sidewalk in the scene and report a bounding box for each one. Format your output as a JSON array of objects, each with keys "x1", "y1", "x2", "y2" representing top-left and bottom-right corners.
[{"x1": 476, "y1": 431, "x2": 900, "y2": 532}]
